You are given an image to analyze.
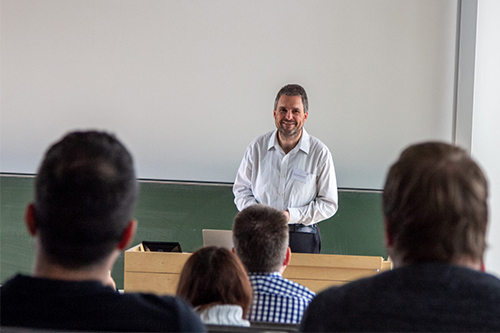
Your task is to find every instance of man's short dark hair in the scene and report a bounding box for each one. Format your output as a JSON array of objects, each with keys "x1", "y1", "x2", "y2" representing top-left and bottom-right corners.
[
  {"x1": 274, "y1": 84, "x2": 309, "y2": 113},
  {"x1": 383, "y1": 142, "x2": 488, "y2": 265},
  {"x1": 232, "y1": 204, "x2": 288, "y2": 273},
  {"x1": 34, "y1": 131, "x2": 138, "y2": 268}
]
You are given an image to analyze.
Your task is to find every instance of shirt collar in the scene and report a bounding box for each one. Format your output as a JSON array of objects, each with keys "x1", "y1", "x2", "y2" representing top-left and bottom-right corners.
[
  {"x1": 267, "y1": 130, "x2": 278, "y2": 151},
  {"x1": 268, "y1": 129, "x2": 310, "y2": 154},
  {"x1": 298, "y1": 129, "x2": 311, "y2": 154}
]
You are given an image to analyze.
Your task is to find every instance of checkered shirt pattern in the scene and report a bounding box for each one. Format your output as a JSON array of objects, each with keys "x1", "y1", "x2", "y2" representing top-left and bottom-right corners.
[{"x1": 247, "y1": 272, "x2": 315, "y2": 324}]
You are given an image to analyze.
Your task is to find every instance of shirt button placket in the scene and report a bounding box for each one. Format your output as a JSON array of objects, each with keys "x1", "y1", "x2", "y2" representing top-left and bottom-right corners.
[{"x1": 278, "y1": 155, "x2": 288, "y2": 210}]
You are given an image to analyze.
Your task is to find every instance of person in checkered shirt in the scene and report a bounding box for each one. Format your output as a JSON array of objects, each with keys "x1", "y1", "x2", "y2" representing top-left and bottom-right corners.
[{"x1": 232, "y1": 204, "x2": 315, "y2": 324}]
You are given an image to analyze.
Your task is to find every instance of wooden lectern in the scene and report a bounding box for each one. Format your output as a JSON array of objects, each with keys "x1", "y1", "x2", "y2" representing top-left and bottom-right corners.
[{"x1": 124, "y1": 244, "x2": 392, "y2": 295}]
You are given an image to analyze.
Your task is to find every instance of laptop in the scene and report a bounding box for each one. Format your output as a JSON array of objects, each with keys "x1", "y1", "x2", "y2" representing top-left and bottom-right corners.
[
  {"x1": 141, "y1": 241, "x2": 182, "y2": 253},
  {"x1": 202, "y1": 229, "x2": 234, "y2": 250}
]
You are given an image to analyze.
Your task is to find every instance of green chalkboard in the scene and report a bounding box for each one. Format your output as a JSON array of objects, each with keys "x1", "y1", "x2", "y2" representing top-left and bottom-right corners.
[{"x1": 0, "y1": 174, "x2": 386, "y2": 289}]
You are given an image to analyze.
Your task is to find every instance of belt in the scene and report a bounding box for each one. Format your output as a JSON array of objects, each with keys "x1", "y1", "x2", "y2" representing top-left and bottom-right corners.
[{"x1": 288, "y1": 224, "x2": 317, "y2": 234}]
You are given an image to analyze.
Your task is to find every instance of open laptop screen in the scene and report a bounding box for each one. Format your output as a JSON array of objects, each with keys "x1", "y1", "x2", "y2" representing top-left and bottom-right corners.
[{"x1": 202, "y1": 229, "x2": 234, "y2": 250}]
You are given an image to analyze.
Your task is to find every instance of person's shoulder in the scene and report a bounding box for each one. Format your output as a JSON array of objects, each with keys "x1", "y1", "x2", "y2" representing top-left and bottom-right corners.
[
  {"x1": 400, "y1": 262, "x2": 500, "y2": 288},
  {"x1": 246, "y1": 130, "x2": 275, "y2": 148},
  {"x1": 299, "y1": 282, "x2": 350, "y2": 332},
  {"x1": 320, "y1": 263, "x2": 500, "y2": 301},
  {"x1": 475, "y1": 269, "x2": 500, "y2": 287},
  {"x1": 303, "y1": 264, "x2": 500, "y2": 332},
  {"x1": 120, "y1": 292, "x2": 206, "y2": 331},
  {"x1": 284, "y1": 277, "x2": 315, "y2": 296},
  {"x1": 303, "y1": 130, "x2": 332, "y2": 156},
  {"x1": 0, "y1": 275, "x2": 17, "y2": 302},
  {"x1": 121, "y1": 291, "x2": 192, "y2": 313},
  {"x1": 310, "y1": 266, "x2": 397, "y2": 307},
  {"x1": 0, "y1": 274, "x2": 21, "y2": 289},
  {"x1": 312, "y1": 264, "x2": 500, "y2": 309},
  {"x1": 437, "y1": 264, "x2": 500, "y2": 294},
  {"x1": 1, "y1": 276, "x2": 206, "y2": 332},
  {"x1": 266, "y1": 274, "x2": 315, "y2": 300},
  {"x1": 241, "y1": 131, "x2": 276, "y2": 159},
  {"x1": 300, "y1": 272, "x2": 391, "y2": 332},
  {"x1": 319, "y1": 273, "x2": 377, "y2": 299},
  {"x1": 309, "y1": 136, "x2": 329, "y2": 150},
  {"x1": 0, "y1": 274, "x2": 37, "y2": 297}
]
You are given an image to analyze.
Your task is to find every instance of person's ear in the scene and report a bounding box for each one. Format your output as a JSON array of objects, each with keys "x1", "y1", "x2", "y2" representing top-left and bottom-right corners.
[
  {"x1": 117, "y1": 220, "x2": 137, "y2": 250},
  {"x1": 231, "y1": 247, "x2": 236, "y2": 254},
  {"x1": 283, "y1": 246, "x2": 292, "y2": 267},
  {"x1": 25, "y1": 203, "x2": 38, "y2": 236},
  {"x1": 304, "y1": 111, "x2": 308, "y2": 121}
]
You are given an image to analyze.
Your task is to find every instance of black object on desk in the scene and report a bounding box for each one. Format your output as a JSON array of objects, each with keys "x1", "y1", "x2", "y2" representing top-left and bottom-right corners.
[{"x1": 142, "y1": 241, "x2": 182, "y2": 252}]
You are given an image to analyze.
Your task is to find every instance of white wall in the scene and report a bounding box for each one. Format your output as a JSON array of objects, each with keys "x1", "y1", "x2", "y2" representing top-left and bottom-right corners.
[
  {"x1": 471, "y1": 0, "x2": 500, "y2": 277},
  {"x1": 0, "y1": 0, "x2": 458, "y2": 189}
]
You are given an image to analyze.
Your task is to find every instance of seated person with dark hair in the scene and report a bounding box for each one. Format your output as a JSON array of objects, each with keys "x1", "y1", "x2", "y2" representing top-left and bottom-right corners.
[
  {"x1": 0, "y1": 131, "x2": 205, "y2": 332},
  {"x1": 232, "y1": 204, "x2": 315, "y2": 324},
  {"x1": 177, "y1": 246, "x2": 252, "y2": 327},
  {"x1": 301, "y1": 142, "x2": 500, "y2": 332}
]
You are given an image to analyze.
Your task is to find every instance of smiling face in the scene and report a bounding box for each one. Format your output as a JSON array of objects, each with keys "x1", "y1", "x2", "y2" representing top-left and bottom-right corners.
[{"x1": 273, "y1": 95, "x2": 308, "y2": 139}]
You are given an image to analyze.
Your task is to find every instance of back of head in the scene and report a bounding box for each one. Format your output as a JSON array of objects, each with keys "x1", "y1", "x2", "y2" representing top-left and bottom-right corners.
[
  {"x1": 232, "y1": 204, "x2": 288, "y2": 273},
  {"x1": 383, "y1": 142, "x2": 488, "y2": 266},
  {"x1": 274, "y1": 84, "x2": 309, "y2": 112},
  {"x1": 176, "y1": 246, "x2": 252, "y2": 316},
  {"x1": 34, "y1": 131, "x2": 138, "y2": 268}
]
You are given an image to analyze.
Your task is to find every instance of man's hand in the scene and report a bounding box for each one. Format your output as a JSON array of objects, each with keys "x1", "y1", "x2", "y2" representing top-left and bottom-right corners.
[{"x1": 283, "y1": 210, "x2": 290, "y2": 222}]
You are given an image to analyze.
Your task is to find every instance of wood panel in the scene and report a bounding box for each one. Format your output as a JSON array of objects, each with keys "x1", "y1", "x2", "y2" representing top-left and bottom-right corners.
[
  {"x1": 123, "y1": 245, "x2": 392, "y2": 295},
  {"x1": 290, "y1": 279, "x2": 347, "y2": 293},
  {"x1": 289, "y1": 253, "x2": 383, "y2": 269},
  {"x1": 283, "y1": 266, "x2": 381, "y2": 282},
  {"x1": 124, "y1": 272, "x2": 180, "y2": 295},
  {"x1": 125, "y1": 244, "x2": 192, "y2": 273}
]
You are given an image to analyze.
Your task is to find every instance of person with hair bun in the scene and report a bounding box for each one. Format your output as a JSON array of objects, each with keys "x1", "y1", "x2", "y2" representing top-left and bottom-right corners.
[{"x1": 176, "y1": 246, "x2": 252, "y2": 327}]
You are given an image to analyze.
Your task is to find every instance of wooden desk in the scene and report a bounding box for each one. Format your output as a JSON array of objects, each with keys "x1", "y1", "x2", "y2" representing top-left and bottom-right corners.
[
  {"x1": 124, "y1": 244, "x2": 392, "y2": 295},
  {"x1": 283, "y1": 253, "x2": 392, "y2": 292}
]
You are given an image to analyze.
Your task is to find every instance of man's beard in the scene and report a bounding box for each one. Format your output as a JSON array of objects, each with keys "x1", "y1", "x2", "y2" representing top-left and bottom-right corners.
[{"x1": 278, "y1": 121, "x2": 301, "y2": 138}]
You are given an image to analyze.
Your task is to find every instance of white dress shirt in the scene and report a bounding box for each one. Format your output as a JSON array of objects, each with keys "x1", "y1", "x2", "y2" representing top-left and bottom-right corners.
[{"x1": 233, "y1": 129, "x2": 338, "y2": 225}]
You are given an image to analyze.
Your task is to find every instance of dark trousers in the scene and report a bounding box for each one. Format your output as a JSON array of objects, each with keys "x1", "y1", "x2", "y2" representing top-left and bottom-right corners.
[{"x1": 288, "y1": 225, "x2": 321, "y2": 253}]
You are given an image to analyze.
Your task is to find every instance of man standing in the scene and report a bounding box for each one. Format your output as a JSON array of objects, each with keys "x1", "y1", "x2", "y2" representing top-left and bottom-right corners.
[
  {"x1": 301, "y1": 142, "x2": 500, "y2": 332},
  {"x1": 233, "y1": 84, "x2": 338, "y2": 253},
  {"x1": 232, "y1": 204, "x2": 315, "y2": 324},
  {"x1": 0, "y1": 131, "x2": 205, "y2": 332}
]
